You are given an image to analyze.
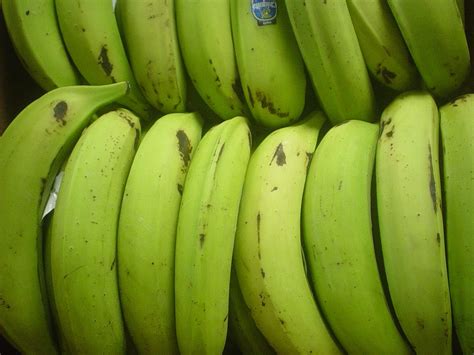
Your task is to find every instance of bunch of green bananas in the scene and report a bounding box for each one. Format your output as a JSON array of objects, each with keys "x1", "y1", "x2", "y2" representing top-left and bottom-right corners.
[{"x1": 0, "y1": 0, "x2": 473, "y2": 354}]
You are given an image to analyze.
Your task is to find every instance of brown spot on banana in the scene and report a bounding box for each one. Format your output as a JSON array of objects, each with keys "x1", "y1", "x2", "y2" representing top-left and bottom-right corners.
[
  {"x1": 270, "y1": 143, "x2": 286, "y2": 166},
  {"x1": 53, "y1": 101, "x2": 68, "y2": 126},
  {"x1": 176, "y1": 130, "x2": 192, "y2": 167}
]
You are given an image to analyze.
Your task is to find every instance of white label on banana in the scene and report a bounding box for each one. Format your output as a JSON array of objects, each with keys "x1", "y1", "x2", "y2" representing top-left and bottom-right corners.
[
  {"x1": 41, "y1": 171, "x2": 64, "y2": 219},
  {"x1": 251, "y1": 0, "x2": 277, "y2": 25}
]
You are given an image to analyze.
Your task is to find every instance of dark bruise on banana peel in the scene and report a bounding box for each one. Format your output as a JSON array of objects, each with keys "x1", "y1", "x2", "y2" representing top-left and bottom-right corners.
[
  {"x1": 270, "y1": 143, "x2": 286, "y2": 166},
  {"x1": 176, "y1": 130, "x2": 192, "y2": 169}
]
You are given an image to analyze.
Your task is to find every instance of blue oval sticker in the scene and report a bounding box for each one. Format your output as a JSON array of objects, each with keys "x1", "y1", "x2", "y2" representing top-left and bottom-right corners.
[{"x1": 251, "y1": 0, "x2": 277, "y2": 26}]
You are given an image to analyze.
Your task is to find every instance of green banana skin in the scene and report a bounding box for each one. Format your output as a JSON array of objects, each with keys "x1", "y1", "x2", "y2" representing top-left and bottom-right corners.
[
  {"x1": 55, "y1": 0, "x2": 154, "y2": 119},
  {"x1": 228, "y1": 265, "x2": 275, "y2": 355},
  {"x1": 176, "y1": 0, "x2": 248, "y2": 120},
  {"x1": 118, "y1": 112, "x2": 203, "y2": 354},
  {"x1": 387, "y1": 0, "x2": 470, "y2": 98},
  {"x1": 346, "y1": 0, "x2": 419, "y2": 91},
  {"x1": 303, "y1": 120, "x2": 412, "y2": 354},
  {"x1": 231, "y1": 0, "x2": 306, "y2": 128},
  {"x1": 2, "y1": 0, "x2": 80, "y2": 91},
  {"x1": 233, "y1": 111, "x2": 341, "y2": 354},
  {"x1": 175, "y1": 116, "x2": 251, "y2": 354},
  {"x1": 376, "y1": 91, "x2": 452, "y2": 354},
  {"x1": 285, "y1": 0, "x2": 376, "y2": 125},
  {"x1": 440, "y1": 94, "x2": 474, "y2": 355},
  {"x1": 0, "y1": 82, "x2": 129, "y2": 354},
  {"x1": 50, "y1": 108, "x2": 140, "y2": 354},
  {"x1": 118, "y1": 0, "x2": 187, "y2": 113}
]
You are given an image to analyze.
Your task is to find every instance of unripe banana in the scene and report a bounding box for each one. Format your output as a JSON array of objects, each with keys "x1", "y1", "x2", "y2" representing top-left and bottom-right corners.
[
  {"x1": 303, "y1": 119, "x2": 412, "y2": 354},
  {"x1": 176, "y1": 0, "x2": 248, "y2": 120},
  {"x1": 346, "y1": 0, "x2": 419, "y2": 91},
  {"x1": 228, "y1": 265, "x2": 275, "y2": 355},
  {"x1": 2, "y1": 0, "x2": 80, "y2": 91},
  {"x1": 49, "y1": 108, "x2": 140, "y2": 354},
  {"x1": 55, "y1": 0, "x2": 154, "y2": 118},
  {"x1": 118, "y1": 112, "x2": 203, "y2": 354},
  {"x1": 376, "y1": 91, "x2": 452, "y2": 354},
  {"x1": 285, "y1": 0, "x2": 376, "y2": 125},
  {"x1": 233, "y1": 111, "x2": 341, "y2": 354},
  {"x1": 0, "y1": 82, "x2": 129, "y2": 354},
  {"x1": 117, "y1": 0, "x2": 187, "y2": 113},
  {"x1": 440, "y1": 94, "x2": 474, "y2": 355},
  {"x1": 387, "y1": 0, "x2": 470, "y2": 98},
  {"x1": 175, "y1": 116, "x2": 251, "y2": 354},
  {"x1": 231, "y1": 0, "x2": 306, "y2": 128}
]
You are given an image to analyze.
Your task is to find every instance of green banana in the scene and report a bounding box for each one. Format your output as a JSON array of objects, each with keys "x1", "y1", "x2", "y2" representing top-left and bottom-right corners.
[
  {"x1": 55, "y1": 0, "x2": 153, "y2": 118},
  {"x1": 440, "y1": 94, "x2": 474, "y2": 355},
  {"x1": 376, "y1": 91, "x2": 452, "y2": 354},
  {"x1": 231, "y1": 0, "x2": 306, "y2": 128},
  {"x1": 176, "y1": 0, "x2": 248, "y2": 120},
  {"x1": 285, "y1": 0, "x2": 376, "y2": 125},
  {"x1": 346, "y1": 0, "x2": 419, "y2": 91},
  {"x1": 228, "y1": 265, "x2": 275, "y2": 355},
  {"x1": 117, "y1": 0, "x2": 187, "y2": 113},
  {"x1": 49, "y1": 108, "x2": 140, "y2": 354},
  {"x1": 387, "y1": 0, "x2": 470, "y2": 98},
  {"x1": 118, "y1": 112, "x2": 203, "y2": 354},
  {"x1": 233, "y1": 111, "x2": 341, "y2": 354},
  {"x1": 457, "y1": 0, "x2": 465, "y2": 24},
  {"x1": 2, "y1": 0, "x2": 80, "y2": 91},
  {"x1": 174, "y1": 116, "x2": 251, "y2": 354},
  {"x1": 302, "y1": 120, "x2": 412, "y2": 354},
  {"x1": 0, "y1": 82, "x2": 129, "y2": 354}
]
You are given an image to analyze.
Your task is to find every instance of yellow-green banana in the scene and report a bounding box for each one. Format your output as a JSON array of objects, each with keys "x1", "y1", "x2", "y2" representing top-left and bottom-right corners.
[
  {"x1": 285, "y1": 0, "x2": 376, "y2": 125},
  {"x1": 176, "y1": 0, "x2": 248, "y2": 120},
  {"x1": 0, "y1": 82, "x2": 129, "y2": 354},
  {"x1": 440, "y1": 94, "x2": 474, "y2": 355},
  {"x1": 387, "y1": 0, "x2": 470, "y2": 98},
  {"x1": 117, "y1": 0, "x2": 187, "y2": 113},
  {"x1": 118, "y1": 112, "x2": 203, "y2": 354},
  {"x1": 49, "y1": 108, "x2": 140, "y2": 354},
  {"x1": 231, "y1": 0, "x2": 306, "y2": 128},
  {"x1": 55, "y1": 0, "x2": 153, "y2": 118},
  {"x1": 174, "y1": 116, "x2": 251, "y2": 354},
  {"x1": 233, "y1": 111, "x2": 341, "y2": 354},
  {"x1": 228, "y1": 265, "x2": 275, "y2": 355},
  {"x1": 346, "y1": 0, "x2": 419, "y2": 91},
  {"x1": 303, "y1": 120, "x2": 412, "y2": 354},
  {"x1": 2, "y1": 0, "x2": 80, "y2": 91},
  {"x1": 376, "y1": 91, "x2": 452, "y2": 354}
]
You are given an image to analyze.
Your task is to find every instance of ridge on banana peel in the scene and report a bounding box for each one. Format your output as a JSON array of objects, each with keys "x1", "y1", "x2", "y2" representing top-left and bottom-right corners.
[
  {"x1": 440, "y1": 94, "x2": 474, "y2": 355},
  {"x1": 118, "y1": 111, "x2": 203, "y2": 354},
  {"x1": 376, "y1": 91, "x2": 452, "y2": 354},
  {"x1": 233, "y1": 111, "x2": 341, "y2": 354},
  {"x1": 49, "y1": 108, "x2": 140, "y2": 354},
  {"x1": 175, "y1": 116, "x2": 251, "y2": 354},
  {"x1": 0, "y1": 82, "x2": 130, "y2": 354}
]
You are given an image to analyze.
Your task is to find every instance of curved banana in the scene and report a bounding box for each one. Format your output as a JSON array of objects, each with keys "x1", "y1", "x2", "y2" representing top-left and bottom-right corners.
[
  {"x1": 440, "y1": 95, "x2": 474, "y2": 355},
  {"x1": 174, "y1": 116, "x2": 251, "y2": 354},
  {"x1": 285, "y1": 0, "x2": 376, "y2": 125},
  {"x1": 55, "y1": 0, "x2": 153, "y2": 118},
  {"x1": 376, "y1": 91, "x2": 452, "y2": 354},
  {"x1": 231, "y1": 0, "x2": 306, "y2": 128},
  {"x1": 2, "y1": 0, "x2": 80, "y2": 91},
  {"x1": 387, "y1": 0, "x2": 470, "y2": 98},
  {"x1": 302, "y1": 120, "x2": 412, "y2": 354},
  {"x1": 346, "y1": 0, "x2": 419, "y2": 91},
  {"x1": 49, "y1": 108, "x2": 140, "y2": 354},
  {"x1": 117, "y1": 0, "x2": 187, "y2": 113},
  {"x1": 228, "y1": 265, "x2": 275, "y2": 355},
  {"x1": 118, "y1": 112, "x2": 203, "y2": 354},
  {"x1": 233, "y1": 111, "x2": 341, "y2": 354},
  {"x1": 0, "y1": 82, "x2": 129, "y2": 354},
  {"x1": 176, "y1": 0, "x2": 248, "y2": 120}
]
